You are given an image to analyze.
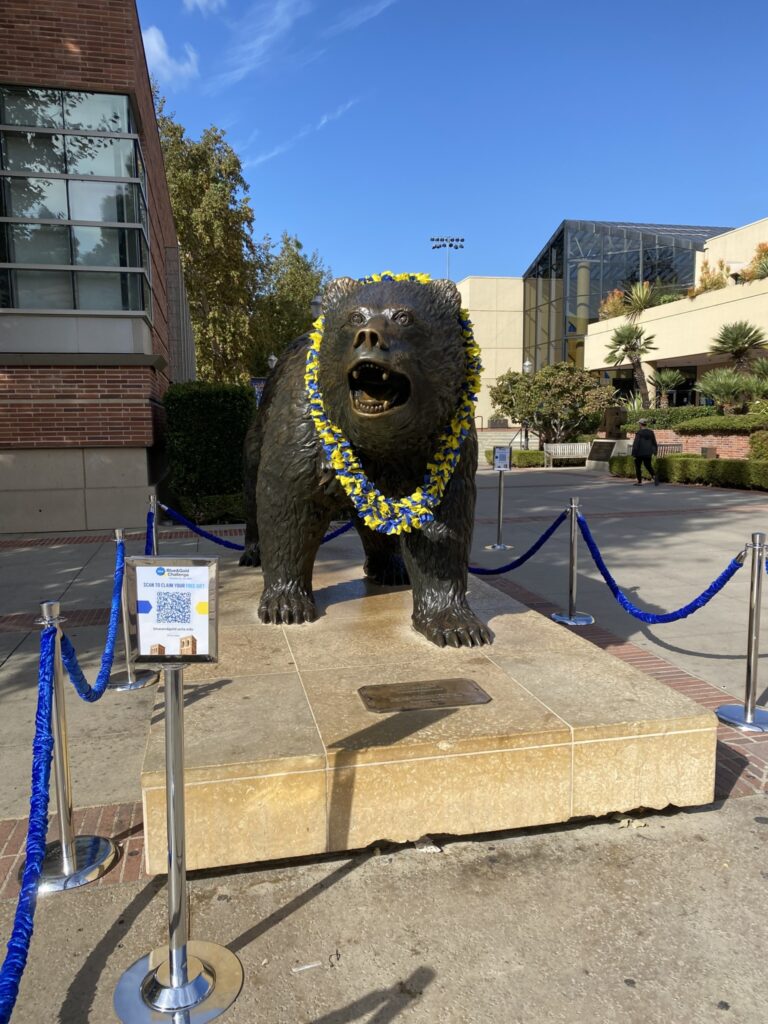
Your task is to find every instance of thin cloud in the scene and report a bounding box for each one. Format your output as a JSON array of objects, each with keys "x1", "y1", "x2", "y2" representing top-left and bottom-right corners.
[
  {"x1": 322, "y1": 0, "x2": 396, "y2": 38},
  {"x1": 142, "y1": 27, "x2": 199, "y2": 83},
  {"x1": 210, "y1": 0, "x2": 313, "y2": 91},
  {"x1": 246, "y1": 98, "x2": 359, "y2": 167},
  {"x1": 183, "y1": 0, "x2": 226, "y2": 12}
]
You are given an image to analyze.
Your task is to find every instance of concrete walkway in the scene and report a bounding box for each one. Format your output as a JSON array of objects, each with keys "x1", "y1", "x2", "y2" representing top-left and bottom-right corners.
[{"x1": 1, "y1": 469, "x2": 768, "y2": 1022}]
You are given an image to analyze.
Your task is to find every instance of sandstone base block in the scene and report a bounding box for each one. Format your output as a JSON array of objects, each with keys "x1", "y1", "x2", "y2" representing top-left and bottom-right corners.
[{"x1": 141, "y1": 545, "x2": 716, "y2": 874}]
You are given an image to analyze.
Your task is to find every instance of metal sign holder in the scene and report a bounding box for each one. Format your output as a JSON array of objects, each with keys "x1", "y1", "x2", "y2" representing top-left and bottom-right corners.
[
  {"x1": 485, "y1": 446, "x2": 513, "y2": 551},
  {"x1": 114, "y1": 556, "x2": 242, "y2": 1021}
]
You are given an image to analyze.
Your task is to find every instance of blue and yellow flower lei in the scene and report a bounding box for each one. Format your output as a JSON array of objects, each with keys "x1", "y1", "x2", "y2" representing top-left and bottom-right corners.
[{"x1": 305, "y1": 271, "x2": 482, "y2": 535}]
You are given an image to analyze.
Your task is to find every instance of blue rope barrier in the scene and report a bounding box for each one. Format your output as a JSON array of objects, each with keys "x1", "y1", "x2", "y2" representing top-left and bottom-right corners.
[
  {"x1": 159, "y1": 503, "x2": 246, "y2": 550},
  {"x1": 0, "y1": 628, "x2": 55, "y2": 1024},
  {"x1": 144, "y1": 508, "x2": 154, "y2": 556},
  {"x1": 577, "y1": 513, "x2": 743, "y2": 624},
  {"x1": 158, "y1": 503, "x2": 354, "y2": 549},
  {"x1": 319, "y1": 520, "x2": 354, "y2": 544},
  {"x1": 469, "y1": 510, "x2": 568, "y2": 575},
  {"x1": 59, "y1": 540, "x2": 125, "y2": 702}
]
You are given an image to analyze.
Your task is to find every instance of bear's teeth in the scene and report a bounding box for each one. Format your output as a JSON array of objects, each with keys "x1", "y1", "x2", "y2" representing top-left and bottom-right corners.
[
  {"x1": 382, "y1": 371, "x2": 389, "y2": 381},
  {"x1": 352, "y1": 369, "x2": 360, "y2": 379}
]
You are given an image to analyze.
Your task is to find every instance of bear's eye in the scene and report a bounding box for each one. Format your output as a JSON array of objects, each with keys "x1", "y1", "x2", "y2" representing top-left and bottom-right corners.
[
  {"x1": 392, "y1": 309, "x2": 413, "y2": 326},
  {"x1": 348, "y1": 310, "x2": 366, "y2": 326}
]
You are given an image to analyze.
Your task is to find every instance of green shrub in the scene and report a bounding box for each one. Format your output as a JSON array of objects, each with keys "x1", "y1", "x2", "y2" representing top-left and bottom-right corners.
[
  {"x1": 625, "y1": 406, "x2": 718, "y2": 431},
  {"x1": 749, "y1": 430, "x2": 768, "y2": 460},
  {"x1": 513, "y1": 450, "x2": 545, "y2": 467},
  {"x1": 610, "y1": 455, "x2": 768, "y2": 489},
  {"x1": 176, "y1": 493, "x2": 245, "y2": 524},
  {"x1": 164, "y1": 382, "x2": 255, "y2": 499},
  {"x1": 674, "y1": 412, "x2": 768, "y2": 435}
]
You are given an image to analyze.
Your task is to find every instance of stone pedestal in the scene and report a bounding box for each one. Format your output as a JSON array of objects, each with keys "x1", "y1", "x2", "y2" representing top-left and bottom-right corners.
[{"x1": 141, "y1": 549, "x2": 716, "y2": 874}]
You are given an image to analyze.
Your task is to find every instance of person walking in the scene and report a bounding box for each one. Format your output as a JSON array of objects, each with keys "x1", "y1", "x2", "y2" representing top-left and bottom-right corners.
[{"x1": 632, "y1": 418, "x2": 659, "y2": 485}]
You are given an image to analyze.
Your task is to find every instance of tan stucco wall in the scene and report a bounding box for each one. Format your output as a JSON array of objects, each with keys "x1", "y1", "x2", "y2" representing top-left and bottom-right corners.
[
  {"x1": 585, "y1": 277, "x2": 768, "y2": 373},
  {"x1": 695, "y1": 216, "x2": 768, "y2": 279},
  {"x1": 457, "y1": 276, "x2": 524, "y2": 424}
]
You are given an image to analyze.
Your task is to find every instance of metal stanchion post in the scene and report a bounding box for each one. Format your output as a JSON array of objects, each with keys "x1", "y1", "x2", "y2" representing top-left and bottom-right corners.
[
  {"x1": 22, "y1": 602, "x2": 119, "y2": 893},
  {"x1": 717, "y1": 532, "x2": 768, "y2": 732},
  {"x1": 484, "y1": 469, "x2": 513, "y2": 551},
  {"x1": 150, "y1": 493, "x2": 159, "y2": 556},
  {"x1": 114, "y1": 665, "x2": 243, "y2": 1022},
  {"x1": 108, "y1": 528, "x2": 159, "y2": 692},
  {"x1": 552, "y1": 497, "x2": 594, "y2": 627}
]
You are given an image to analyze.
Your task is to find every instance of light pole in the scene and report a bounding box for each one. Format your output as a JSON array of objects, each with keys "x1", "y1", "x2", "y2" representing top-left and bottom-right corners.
[
  {"x1": 522, "y1": 358, "x2": 533, "y2": 374},
  {"x1": 430, "y1": 236, "x2": 465, "y2": 279}
]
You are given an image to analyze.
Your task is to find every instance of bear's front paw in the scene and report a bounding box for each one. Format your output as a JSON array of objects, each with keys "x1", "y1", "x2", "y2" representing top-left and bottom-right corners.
[
  {"x1": 364, "y1": 554, "x2": 410, "y2": 587},
  {"x1": 258, "y1": 585, "x2": 316, "y2": 625},
  {"x1": 413, "y1": 605, "x2": 492, "y2": 649},
  {"x1": 239, "y1": 543, "x2": 261, "y2": 568}
]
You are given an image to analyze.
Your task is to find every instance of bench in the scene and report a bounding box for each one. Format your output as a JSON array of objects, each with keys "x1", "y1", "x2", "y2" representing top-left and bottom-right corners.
[
  {"x1": 657, "y1": 443, "x2": 683, "y2": 456},
  {"x1": 543, "y1": 442, "x2": 591, "y2": 467}
]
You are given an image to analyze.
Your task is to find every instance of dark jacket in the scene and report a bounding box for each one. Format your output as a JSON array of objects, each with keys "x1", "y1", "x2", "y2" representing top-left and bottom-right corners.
[{"x1": 632, "y1": 427, "x2": 658, "y2": 458}]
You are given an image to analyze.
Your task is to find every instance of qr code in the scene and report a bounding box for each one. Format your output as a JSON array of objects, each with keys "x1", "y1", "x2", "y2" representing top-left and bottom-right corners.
[{"x1": 156, "y1": 591, "x2": 192, "y2": 625}]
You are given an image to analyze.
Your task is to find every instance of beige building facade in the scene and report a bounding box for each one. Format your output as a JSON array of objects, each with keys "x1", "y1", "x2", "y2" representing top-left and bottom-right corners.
[
  {"x1": 457, "y1": 276, "x2": 524, "y2": 426},
  {"x1": 585, "y1": 218, "x2": 768, "y2": 391}
]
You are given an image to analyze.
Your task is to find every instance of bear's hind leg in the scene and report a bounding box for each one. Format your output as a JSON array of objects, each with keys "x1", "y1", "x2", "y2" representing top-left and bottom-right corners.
[
  {"x1": 356, "y1": 523, "x2": 410, "y2": 587},
  {"x1": 257, "y1": 500, "x2": 330, "y2": 625}
]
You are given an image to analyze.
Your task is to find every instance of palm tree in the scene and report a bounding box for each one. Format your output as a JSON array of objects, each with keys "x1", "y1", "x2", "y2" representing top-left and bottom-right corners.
[
  {"x1": 709, "y1": 321, "x2": 768, "y2": 371},
  {"x1": 740, "y1": 374, "x2": 768, "y2": 404},
  {"x1": 623, "y1": 281, "x2": 657, "y2": 323},
  {"x1": 695, "y1": 368, "x2": 747, "y2": 414},
  {"x1": 648, "y1": 368, "x2": 685, "y2": 409},
  {"x1": 605, "y1": 324, "x2": 657, "y2": 408},
  {"x1": 749, "y1": 356, "x2": 768, "y2": 381}
]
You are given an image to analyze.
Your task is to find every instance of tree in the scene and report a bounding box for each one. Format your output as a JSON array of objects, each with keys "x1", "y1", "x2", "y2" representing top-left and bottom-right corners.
[
  {"x1": 709, "y1": 321, "x2": 768, "y2": 371},
  {"x1": 648, "y1": 368, "x2": 685, "y2": 409},
  {"x1": 489, "y1": 362, "x2": 614, "y2": 444},
  {"x1": 249, "y1": 233, "x2": 330, "y2": 376},
  {"x1": 604, "y1": 323, "x2": 657, "y2": 408},
  {"x1": 623, "y1": 281, "x2": 657, "y2": 323},
  {"x1": 694, "y1": 368, "x2": 746, "y2": 414},
  {"x1": 156, "y1": 93, "x2": 263, "y2": 382}
]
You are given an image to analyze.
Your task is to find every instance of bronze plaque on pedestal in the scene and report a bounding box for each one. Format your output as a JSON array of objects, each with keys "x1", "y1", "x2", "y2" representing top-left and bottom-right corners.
[{"x1": 358, "y1": 678, "x2": 491, "y2": 713}]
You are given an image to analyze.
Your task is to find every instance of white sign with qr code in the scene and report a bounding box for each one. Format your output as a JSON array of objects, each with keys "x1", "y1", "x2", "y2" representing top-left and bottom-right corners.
[{"x1": 135, "y1": 563, "x2": 211, "y2": 657}]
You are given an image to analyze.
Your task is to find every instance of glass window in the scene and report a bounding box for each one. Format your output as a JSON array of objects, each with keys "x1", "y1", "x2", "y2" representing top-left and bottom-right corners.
[
  {"x1": 68, "y1": 180, "x2": 140, "y2": 222},
  {"x1": 7, "y1": 223, "x2": 71, "y2": 264},
  {"x1": 66, "y1": 135, "x2": 136, "y2": 177},
  {"x1": 1, "y1": 87, "x2": 63, "y2": 128},
  {"x1": 0, "y1": 268, "x2": 10, "y2": 307},
  {"x1": 4, "y1": 176, "x2": 68, "y2": 218},
  {"x1": 1, "y1": 131, "x2": 65, "y2": 173},
  {"x1": 14, "y1": 269, "x2": 73, "y2": 308},
  {"x1": 76, "y1": 271, "x2": 144, "y2": 310},
  {"x1": 73, "y1": 226, "x2": 145, "y2": 267},
  {"x1": 63, "y1": 92, "x2": 131, "y2": 133}
]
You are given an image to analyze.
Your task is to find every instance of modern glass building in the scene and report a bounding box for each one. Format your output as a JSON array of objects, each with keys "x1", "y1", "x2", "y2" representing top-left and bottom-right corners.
[
  {"x1": 522, "y1": 220, "x2": 732, "y2": 372},
  {"x1": 0, "y1": 85, "x2": 150, "y2": 313}
]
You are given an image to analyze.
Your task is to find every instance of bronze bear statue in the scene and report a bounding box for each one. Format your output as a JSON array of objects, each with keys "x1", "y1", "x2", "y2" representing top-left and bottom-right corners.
[{"x1": 240, "y1": 274, "x2": 491, "y2": 648}]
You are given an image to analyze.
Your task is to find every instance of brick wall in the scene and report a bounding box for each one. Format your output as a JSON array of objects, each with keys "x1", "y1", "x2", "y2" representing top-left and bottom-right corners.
[
  {"x1": 0, "y1": 0, "x2": 182, "y2": 449},
  {"x1": 0, "y1": 366, "x2": 161, "y2": 447},
  {"x1": 627, "y1": 429, "x2": 751, "y2": 459}
]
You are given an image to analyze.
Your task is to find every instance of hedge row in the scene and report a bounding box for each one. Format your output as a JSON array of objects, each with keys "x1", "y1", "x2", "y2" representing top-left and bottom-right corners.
[
  {"x1": 610, "y1": 454, "x2": 768, "y2": 489},
  {"x1": 163, "y1": 382, "x2": 255, "y2": 522},
  {"x1": 673, "y1": 412, "x2": 768, "y2": 435},
  {"x1": 625, "y1": 406, "x2": 718, "y2": 431},
  {"x1": 483, "y1": 449, "x2": 578, "y2": 468}
]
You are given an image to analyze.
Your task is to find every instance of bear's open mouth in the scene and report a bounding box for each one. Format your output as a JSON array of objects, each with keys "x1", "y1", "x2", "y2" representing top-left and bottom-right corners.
[{"x1": 348, "y1": 360, "x2": 411, "y2": 415}]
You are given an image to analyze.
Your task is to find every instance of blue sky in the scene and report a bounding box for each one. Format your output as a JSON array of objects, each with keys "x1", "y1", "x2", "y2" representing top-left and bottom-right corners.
[{"x1": 137, "y1": 0, "x2": 768, "y2": 280}]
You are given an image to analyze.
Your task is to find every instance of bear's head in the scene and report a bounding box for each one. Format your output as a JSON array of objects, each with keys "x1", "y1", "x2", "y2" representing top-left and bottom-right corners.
[{"x1": 316, "y1": 276, "x2": 467, "y2": 457}]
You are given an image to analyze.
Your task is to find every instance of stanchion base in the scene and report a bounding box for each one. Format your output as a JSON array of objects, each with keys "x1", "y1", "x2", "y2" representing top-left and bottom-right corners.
[
  {"x1": 21, "y1": 835, "x2": 120, "y2": 893},
  {"x1": 551, "y1": 612, "x2": 595, "y2": 627},
  {"x1": 715, "y1": 704, "x2": 768, "y2": 733},
  {"x1": 107, "y1": 666, "x2": 159, "y2": 692},
  {"x1": 484, "y1": 544, "x2": 513, "y2": 551},
  {"x1": 114, "y1": 940, "x2": 243, "y2": 1022}
]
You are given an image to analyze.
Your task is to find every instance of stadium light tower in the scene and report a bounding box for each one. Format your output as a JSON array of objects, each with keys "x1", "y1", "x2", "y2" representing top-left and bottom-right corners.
[{"x1": 430, "y1": 236, "x2": 465, "y2": 279}]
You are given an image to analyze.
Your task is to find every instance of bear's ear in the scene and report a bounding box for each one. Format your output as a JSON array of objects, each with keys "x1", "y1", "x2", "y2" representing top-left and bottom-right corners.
[
  {"x1": 322, "y1": 277, "x2": 359, "y2": 314},
  {"x1": 429, "y1": 278, "x2": 462, "y2": 317}
]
